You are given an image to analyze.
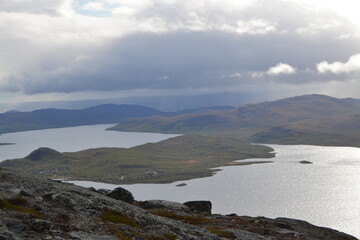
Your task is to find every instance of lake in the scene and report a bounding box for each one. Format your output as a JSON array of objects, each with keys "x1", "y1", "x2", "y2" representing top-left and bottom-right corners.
[
  {"x1": 70, "y1": 144, "x2": 360, "y2": 239},
  {"x1": 1, "y1": 125, "x2": 359, "y2": 238},
  {"x1": 0, "y1": 124, "x2": 179, "y2": 162}
]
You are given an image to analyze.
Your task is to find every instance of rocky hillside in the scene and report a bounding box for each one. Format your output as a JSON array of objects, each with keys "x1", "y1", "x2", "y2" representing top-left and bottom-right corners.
[{"x1": 0, "y1": 168, "x2": 357, "y2": 240}]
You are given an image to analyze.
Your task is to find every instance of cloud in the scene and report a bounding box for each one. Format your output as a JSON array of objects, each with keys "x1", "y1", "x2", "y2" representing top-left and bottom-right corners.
[
  {"x1": 1, "y1": 0, "x2": 360, "y2": 102},
  {"x1": 82, "y1": 2, "x2": 106, "y2": 11},
  {"x1": 0, "y1": 0, "x2": 72, "y2": 15},
  {"x1": 267, "y1": 63, "x2": 297, "y2": 76},
  {"x1": 229, "y1": 73, "x2": 242, "y2": 78},
  {"x1": 317, "y1": 54, "x2": 360, "y2": 74}
]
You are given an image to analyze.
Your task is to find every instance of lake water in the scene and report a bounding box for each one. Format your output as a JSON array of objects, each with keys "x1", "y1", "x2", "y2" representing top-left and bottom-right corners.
[
  {"x1": 70, "y1": 144, "x2": 360, "y2": 238},
  {"x1": 1, "y1": 126, "x2": 359, "y2": 238},
  {"x1": 0, "y1": 124, "x2": 179, "y2": 162}
]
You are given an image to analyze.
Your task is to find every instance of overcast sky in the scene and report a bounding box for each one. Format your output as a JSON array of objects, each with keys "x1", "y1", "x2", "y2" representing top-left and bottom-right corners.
[{"x1": 1, "y1": 0, "x2": 360, "y2": 109}]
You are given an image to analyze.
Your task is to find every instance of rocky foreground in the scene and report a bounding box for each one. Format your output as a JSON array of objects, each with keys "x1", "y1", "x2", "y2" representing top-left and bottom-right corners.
[{"x1": 0, "y1": 168, "x2": 357, "y2": 240}]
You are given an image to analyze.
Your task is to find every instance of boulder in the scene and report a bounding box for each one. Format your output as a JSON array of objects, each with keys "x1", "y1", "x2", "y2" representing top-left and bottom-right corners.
[
  {"x1": 105, "y1": 187, "x2": 134, "y2": 203},
  {"x1": 140, "y1": 200, "x2": 191, "y2": 212},
  {"x1": 183, "y1": 201, "x2": 212, "y2": 214},
  {"x1": 96, "y1": 189, "x2": 111, "y2": 195},
  {"x1": 30, "y1": 219, "x2": 52, "y2": 232}
]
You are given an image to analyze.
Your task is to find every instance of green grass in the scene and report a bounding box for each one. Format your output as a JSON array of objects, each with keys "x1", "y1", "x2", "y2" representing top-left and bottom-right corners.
[
  {"x1": 0, "y1": 134, "x2": 274, "y2": 184},
  {"x1": 206, "y1": 227, "x2": 235, "y2": 239},
  {"x1": 152, "y1": 211, "x2": 211, "y2": 225},
  {"x1": 0, "y1": 195, "x2": 40, "y2": 216},
  {"x1": 101, "y1": 209, "x2": 139, "y2": 228}
]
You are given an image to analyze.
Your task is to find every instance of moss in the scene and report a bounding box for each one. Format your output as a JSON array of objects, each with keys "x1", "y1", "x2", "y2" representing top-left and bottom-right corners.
[
  {"x1": 0, "y1": 196, "x2": 39, "y2": 216},
  {"x1": 206, "y1": 227, "x2": 235, "y2": 239},
  {"x1": 153, "y1": 211, "x2": 209, "y2": 225},
  {"x1": 101, "y1": 209, "x2": 140, "y2": 228},
  {"x1": 104, "y1": 223, "x2": 132, "y2": 240},
  {"x1": 162, "y1": 233, "x2": 178, "y2": 240},
  {"x1": 144, "y1": 233, "x2": 177, "y2": 240},
  {"x1": 146, "y1": 237, "x2": 164, "y2": 240}
]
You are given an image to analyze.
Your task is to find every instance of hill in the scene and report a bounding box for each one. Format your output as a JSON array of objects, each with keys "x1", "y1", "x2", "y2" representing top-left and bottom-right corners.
[
  {"x1": 0, "y1": 135, "x2": 274, "y2": 184},
  {"x1": 109, "y1": 94, "x2": 360, "y2": 147},
  {"x1": 0, "y1": 104, "x2": 234, "y2": 134},
  {"x1": 1, "y1": 169, "x2": 356, "y2": 240},
  {"x1": 251, "y1": 113, "x2": 360, "y2": 146}
]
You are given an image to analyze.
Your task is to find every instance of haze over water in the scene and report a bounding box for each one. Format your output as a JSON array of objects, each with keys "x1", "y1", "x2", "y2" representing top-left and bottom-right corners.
[{"x1": 1, "y1": 125, "x2": 359, "y2": 238}]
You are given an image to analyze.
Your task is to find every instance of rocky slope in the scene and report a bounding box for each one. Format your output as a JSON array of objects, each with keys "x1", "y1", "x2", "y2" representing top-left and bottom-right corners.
[{"x1": 0, "y1": 168, "x2": 357, "y2": 240}]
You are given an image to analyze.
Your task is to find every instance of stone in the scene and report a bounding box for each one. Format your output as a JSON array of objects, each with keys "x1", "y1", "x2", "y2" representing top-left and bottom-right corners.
[
  {"x1": 30, "y1": 219, "x2": 52, "y2": 232},
  {"x1": 105, "y1": 187, "x2": 134, "y2": 203},
  {"x1": 140, "y1": 200, "x2": 191, "y2": 212},
  {"x1": 97, "y1": 189, "x2": 110, "y2": 195},
  {"x1": 70, "y1": 231, "x2": 118, "y2": 240},
  {"x1": 183, "y1": 201, "x2": 212, "y2": 214},
  {"x1": 3, "y1": 219, "x2": 26, "y2": 234}
]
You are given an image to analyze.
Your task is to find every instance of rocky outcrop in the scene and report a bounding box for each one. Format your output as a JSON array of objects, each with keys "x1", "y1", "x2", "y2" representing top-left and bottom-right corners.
[
  {"x1": 105, "y1": 187, "x2": 134, "y2": 203},
  {"x1": 184, "y1": 200, "x2": 212, "y2": 214},
  {"x1": 140, "y1": 200, "x2": 191, "y2": 212},
  {"x1": 0, "y1": 169, "x2": 357, "y2": 240}
]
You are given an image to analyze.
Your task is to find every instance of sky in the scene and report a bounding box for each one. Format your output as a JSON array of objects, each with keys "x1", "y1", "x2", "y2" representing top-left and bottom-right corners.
[{"x1": 1, "y1": 0, "x2": 360, "y2": 110}]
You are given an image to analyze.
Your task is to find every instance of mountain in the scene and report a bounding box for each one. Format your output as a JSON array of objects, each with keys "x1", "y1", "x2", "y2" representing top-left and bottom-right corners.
[
  {"x1": 1, "y1": 169, "x2": 356, "y2": 240},
  {"x1": 0, "y1": 104, "x2": 234, "y2": 134},
  {"x1": 251, "y1": 113, "x2": 360, "y2": 146},
  {"x1": 109, "y1": 94, "x2": 360, "y2": 147}
]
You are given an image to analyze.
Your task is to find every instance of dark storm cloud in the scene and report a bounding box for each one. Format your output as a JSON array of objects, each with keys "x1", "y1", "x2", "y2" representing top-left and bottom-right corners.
[
  {"x1": 15, "y1": 28, "x2": 360, "y2": 94},
  {"x1": 1, "y1": 0, "x2": 360, "y2": 101}
]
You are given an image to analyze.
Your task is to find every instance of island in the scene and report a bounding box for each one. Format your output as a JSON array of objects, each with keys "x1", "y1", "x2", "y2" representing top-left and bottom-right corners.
[{"x1": 0, "y1": 134, "x2": 274, "y2": 184}]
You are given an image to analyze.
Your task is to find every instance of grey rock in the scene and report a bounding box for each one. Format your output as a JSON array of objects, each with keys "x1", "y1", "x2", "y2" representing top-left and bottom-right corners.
[
  {"x1": 3, "y1": 219, "x2": 26, "y2": 234},
  {"x1": 0, "y1": 225, "x2": 19, "y2": 240},
  {"x1": 230, "y1": 229, "x2": 271, "y2": 240},
  {"x1": 106, "y1": 187, "x2": 134, "y2": 203},
  {"x1": 30, "y1": 219, "x2": 52, "y2": 232},
  {"x1": 19, "y1": 190, "x2": 32, "y2": 197},
  {"x1": 184, "y1": 200, "x2": 212, "y2": 214},
  {"x1": 0, "y1": 234, "x2": 17, "y2": 240},
  {"x1": 96, "y1": 188, "x2": 110, "y2": 194},
  {"x1": 140, "y1": 200, "x2": 191, "y2": 212},
  {"x1": 69, "y1": 231, "x2": 118, "y2": 240}
]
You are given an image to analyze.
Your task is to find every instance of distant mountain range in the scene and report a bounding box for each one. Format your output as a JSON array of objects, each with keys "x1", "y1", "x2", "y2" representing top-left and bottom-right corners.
[
  {"x1": 2, "y1": 94, "x2": 360, "y2": 147},
  {"x1": 109, "y1": 94, "x2": 360, "y2": 147},
  {"x1": 0, "y1": 104, "x2": 234, "y2": 134}
]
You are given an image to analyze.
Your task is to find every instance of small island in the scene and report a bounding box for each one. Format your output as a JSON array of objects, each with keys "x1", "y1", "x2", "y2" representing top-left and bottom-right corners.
[
  {"x1": 299, "y1": 160, "x2": 313, "y2": 164},
  {"x1": 176, "y1": 183, "x2": 187, "y2": 187}
]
